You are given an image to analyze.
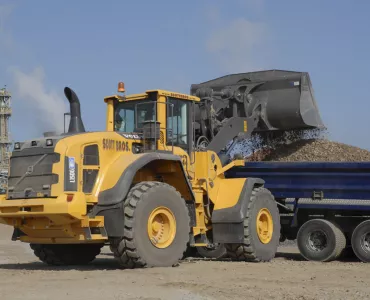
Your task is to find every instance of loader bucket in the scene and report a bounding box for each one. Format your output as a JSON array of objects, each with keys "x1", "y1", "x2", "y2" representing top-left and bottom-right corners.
[{"x1": 190, "y1": 70, "x2": 325, "y2": 131}]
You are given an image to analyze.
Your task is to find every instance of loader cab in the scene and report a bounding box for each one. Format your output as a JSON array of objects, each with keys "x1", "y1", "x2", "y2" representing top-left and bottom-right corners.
[{"x1": 104, "y1": 83, "x2": 200, "y2": 153}]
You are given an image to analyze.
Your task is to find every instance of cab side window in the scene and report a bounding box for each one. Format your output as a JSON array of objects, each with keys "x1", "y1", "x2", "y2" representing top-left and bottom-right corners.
[{"x1": 166, "y1": 97, "x2": 189, "y2": 150}]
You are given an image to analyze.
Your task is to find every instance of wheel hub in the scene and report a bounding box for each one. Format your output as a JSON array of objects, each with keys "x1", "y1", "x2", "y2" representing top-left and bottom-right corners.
[
  {"x1": 147, "y1": 206, "x2": 176, "y2": 249},
  {"x1": 360, "y1": 232, "x2": 370, "y2": 253},
  {"x1": 307, "y1": 230, "x2": 327, "y2": 251},
  {"x1": 256, "y1": 208, "x2": 273, "y2": 244}
]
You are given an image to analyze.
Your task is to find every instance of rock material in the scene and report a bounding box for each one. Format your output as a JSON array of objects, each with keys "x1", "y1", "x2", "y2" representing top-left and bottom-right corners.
[{"x1": 247, "y1": 139, "x2": 370, "y2": 162}]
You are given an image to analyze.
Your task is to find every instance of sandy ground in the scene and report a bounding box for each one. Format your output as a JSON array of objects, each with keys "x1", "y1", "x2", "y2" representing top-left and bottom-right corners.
[{"x1": 0, "y1": 225, "x2": 369, "y2": 300}]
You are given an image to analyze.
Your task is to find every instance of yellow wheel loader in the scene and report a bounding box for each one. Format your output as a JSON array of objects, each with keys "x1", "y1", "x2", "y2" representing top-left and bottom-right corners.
[{"x1": 0, "y1": 70, "x2": 323, "y2": 267}]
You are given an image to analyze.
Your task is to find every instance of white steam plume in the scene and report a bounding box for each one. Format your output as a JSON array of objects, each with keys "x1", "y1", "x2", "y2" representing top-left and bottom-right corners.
[
  {"x1": 0, "y1": 3, "x2": 14, "y2": 51},
  {"x1": 10, "y1": 67, "x2": 68, "y2": 134},
  {"x1": 206, "y1": 18, "x2": 267, "y2": 73}
]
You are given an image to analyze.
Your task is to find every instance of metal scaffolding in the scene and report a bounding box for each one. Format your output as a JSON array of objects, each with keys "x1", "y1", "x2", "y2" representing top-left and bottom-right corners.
[{"x1": 0, "y1": 87, "x2": 12, "y2": 193}]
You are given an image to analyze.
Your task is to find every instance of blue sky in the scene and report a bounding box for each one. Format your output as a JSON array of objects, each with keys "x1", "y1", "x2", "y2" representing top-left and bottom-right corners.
[{"x1": 1, "y1": 0, "x2": 370, "y2": 150}]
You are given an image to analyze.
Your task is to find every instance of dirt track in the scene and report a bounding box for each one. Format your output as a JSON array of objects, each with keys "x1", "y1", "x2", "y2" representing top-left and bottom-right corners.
[{"x1": 0, "y1": 225, "x2": 369, "y2": 300}]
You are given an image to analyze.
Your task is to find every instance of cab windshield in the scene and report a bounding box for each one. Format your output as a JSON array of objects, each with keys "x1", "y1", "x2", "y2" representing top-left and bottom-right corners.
[
  {"x1": 114, "y1": 100, "x2": 155, "y2": 133},
  {"x1": 114, "y1": 97, "x2": 190, "y2": 151}
]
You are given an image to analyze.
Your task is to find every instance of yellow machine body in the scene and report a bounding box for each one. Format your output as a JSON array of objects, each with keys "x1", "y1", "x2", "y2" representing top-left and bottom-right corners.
[{"x1": 0, "y1": 89, "x2": 250, "y2": 247}]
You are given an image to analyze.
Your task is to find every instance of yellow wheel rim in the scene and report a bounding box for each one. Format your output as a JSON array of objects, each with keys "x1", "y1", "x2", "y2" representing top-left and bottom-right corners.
[
  {"x1": 147, "y1": 206, "x2": 176, "y2": 249},
  {"x1": 256, "y1": 208, "x2": 273, "y2": 244}
]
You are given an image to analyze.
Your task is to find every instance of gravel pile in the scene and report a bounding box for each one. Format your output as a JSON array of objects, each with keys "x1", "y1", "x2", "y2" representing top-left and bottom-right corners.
[{"x1": 247, "y1": 139, "x2": 370, "y2": 162}]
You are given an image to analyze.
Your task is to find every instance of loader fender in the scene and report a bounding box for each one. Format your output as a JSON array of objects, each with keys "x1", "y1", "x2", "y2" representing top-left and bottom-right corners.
[
  {"x1": 92, "y1": 153, "x2": 195, "y2": 237},
  {"x1": 97, "y1": 153, "x2": 194, "y2": 206},
  {"x1": 211, "y1": 178, "x2": 265, "y2": 243},
  {"x1": 212, "y1": 178, "x2": 265, "y2": 223}
]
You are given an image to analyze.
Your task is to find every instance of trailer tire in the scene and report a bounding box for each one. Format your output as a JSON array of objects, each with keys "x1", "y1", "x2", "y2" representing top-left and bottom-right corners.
[
  {"x1": 30, "y1": 243, "x2": 103, "y2": 266},
  {"x1": 297, "y1": 219, "x2": 346, "y2": 262},
  {"x1": 351, "y1": 220, "x2": 370, "y2": 263},
  {"x1": 114, "y1": 181, "x2": 190, "y2": 268},
  {"x1": 225, "y1": 187, "x2": 280, "y2": 262}
]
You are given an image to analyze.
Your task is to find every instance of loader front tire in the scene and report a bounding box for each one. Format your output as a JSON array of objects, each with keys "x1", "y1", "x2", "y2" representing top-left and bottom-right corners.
[
  {"x1": 30, "y1": 243, "x2": 103, "y2": 266},
  {"x1": 114, "y1": 181, "x2": 190, "y2": 268},
  {"x1": 225, "y1": 187, "x2": 280, "y2": 262}
]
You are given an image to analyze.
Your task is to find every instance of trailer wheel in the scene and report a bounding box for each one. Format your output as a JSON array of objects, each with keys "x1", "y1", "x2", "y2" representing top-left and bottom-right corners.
[
  {"x1": 30, "y1": 243, "x2": 103, "y2": 266},
  {"x1": 351, "y1": 220, "x2": 370, "y2": 263},
  {"x1": 114, "y1": 181, "x2": 190, "y2": 268},
  {"x1": 225, "y1": 187, "x2": 280, "y2": 262},
  {"x1": 297, "y1": 219, "x2": 346, "y2": 262},
  {"x1": 196, "y1": 243, "x2": 227, "y2": 259}
]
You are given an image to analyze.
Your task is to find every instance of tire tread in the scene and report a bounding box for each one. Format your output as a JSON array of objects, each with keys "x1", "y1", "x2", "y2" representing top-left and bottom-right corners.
[
  {"x1": 297, "y1": 219, "x2": 346, "y2": 262},
  {"x1": 225, "y1": 187, "x2": 280, "y2": 262},
  {"x1": 112, "y1": 181, "x2": 190, "y2": 268},
  {"x1": 30, "y1": 244, "x2": 103, "y2": 266}
]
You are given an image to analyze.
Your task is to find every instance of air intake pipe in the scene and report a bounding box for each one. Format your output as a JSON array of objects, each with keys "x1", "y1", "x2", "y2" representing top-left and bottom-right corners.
[{"x1": 64, "y1": 87, "x2": 86, "y2": 134}]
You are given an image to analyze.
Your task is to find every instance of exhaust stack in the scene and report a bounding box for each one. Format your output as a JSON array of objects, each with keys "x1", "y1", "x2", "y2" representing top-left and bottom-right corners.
[{"x1": 64, "y1": 87, "x2": 85, "y2": 134}]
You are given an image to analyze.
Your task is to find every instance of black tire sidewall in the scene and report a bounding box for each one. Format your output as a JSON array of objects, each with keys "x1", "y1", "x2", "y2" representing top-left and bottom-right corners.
[
  {"x1": 248, "y1": 190, "x2": 280, "y2": 260},
  {"x1": 351, "y1": 220, "x2": 370, "y2": 263},
  {"x1": 297, "y1": 220, "x2": 336, "y2": 261},
  {"x1": 31, "y1": 244, "x2": 102, "y2": 265},
  {"x1": 130, "y1": 185, "x2": 189, "y2": 267},
  {"x1": 196, "y1": 244, "x2": 227, "y2": 259}
]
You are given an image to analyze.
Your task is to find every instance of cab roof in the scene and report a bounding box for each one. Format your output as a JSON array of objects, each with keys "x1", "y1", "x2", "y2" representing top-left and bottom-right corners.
[{"x1": 104, "y1": 89, "x2": 200, "y2": 103}]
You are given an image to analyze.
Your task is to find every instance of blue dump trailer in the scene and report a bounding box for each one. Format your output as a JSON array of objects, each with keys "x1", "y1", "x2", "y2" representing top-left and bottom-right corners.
[{"x1": 226, "y1": 162, "x2": 370, "y2": 263}]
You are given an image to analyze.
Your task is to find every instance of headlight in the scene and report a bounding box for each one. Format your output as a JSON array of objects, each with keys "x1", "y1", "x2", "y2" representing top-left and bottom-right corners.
[
  {"x1": 132, "y1": 144, "x2": 142, "y2": 154},
  {"x1": 46, "y1": 139, "x2": 53, "y2": 146},
  {"x1": 14, "y1": 142, "x2": 21, "y2": 150}
]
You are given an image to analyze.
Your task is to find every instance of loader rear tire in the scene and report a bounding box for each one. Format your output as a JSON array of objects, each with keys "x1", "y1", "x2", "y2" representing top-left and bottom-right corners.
[
  {"x1": 114, "y1": 181, "x2": 190, "y2": 268},
  {"x1": 225, "y1": 187, "x2": 280, "y2": 262},
  {"x1": 30, "y1": 243, "x2": 103, "y2": 266}
]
